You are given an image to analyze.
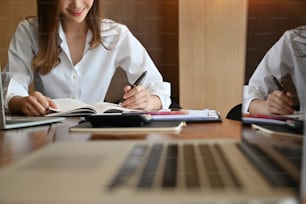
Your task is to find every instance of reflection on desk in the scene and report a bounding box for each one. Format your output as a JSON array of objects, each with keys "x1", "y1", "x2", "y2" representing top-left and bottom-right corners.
[{"x1": 0, "y1": 117, "x2": 241, "y2": 168}]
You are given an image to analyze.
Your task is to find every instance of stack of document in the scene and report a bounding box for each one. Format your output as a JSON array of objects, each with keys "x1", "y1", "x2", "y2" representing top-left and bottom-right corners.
[
  {"x1": 242, "y1": 113, "x2": 303, "y2": 125},
  {"x1": 251, "y1": 124, "x2": 303, "y2": 140},
  {"x1": 243, "y1": 113, "x2": 304, "y2": 140},
  {"x1": 149, "y1": 109, "x2": 221, "y2": 122}
]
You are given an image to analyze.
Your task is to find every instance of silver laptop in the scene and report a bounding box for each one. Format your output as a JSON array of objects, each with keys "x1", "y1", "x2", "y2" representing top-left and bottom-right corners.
[
  {"x1": 0, "y1": 113, "x2": 303, "y2": 203},
  {"x1": 0, "y1": 134, "x2": 302, "y2": 203},
  {"x1": 0, "y1": 72, "x2": 64, "y2": 129},
  {"x1": 301, "y1": 117, "x2": 306, "y2": 203}
]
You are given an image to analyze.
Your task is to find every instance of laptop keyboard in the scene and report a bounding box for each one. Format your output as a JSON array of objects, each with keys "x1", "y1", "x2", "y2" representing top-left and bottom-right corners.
[
  {"x1": 274, "y1": 146, "x2": 302, "y2": 169},
  {"x1": 108, "y1": 142, "x2": 301, "y2": 191},
  {"x1": 238, "y1": 143, "x2": 301, "y2": 188}
]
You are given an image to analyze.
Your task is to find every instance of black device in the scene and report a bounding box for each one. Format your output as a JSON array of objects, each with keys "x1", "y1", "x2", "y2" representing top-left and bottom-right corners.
[{"x1": 85, "y1": 114, "x2": 152, "y2": 127}]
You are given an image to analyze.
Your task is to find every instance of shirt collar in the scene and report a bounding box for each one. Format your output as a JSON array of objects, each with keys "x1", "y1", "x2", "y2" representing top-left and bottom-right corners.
[
  {"x1": 58, "y1": 22, "x2": 93, "y2": 51},
  {"x1": 292, "y1": 28, "x2": 306, "y2": 57},
  {"x1": 292, "y1": 26, "x2": 306, "y2": 44},
  {"x1": 101, "y1": 19, "x2": 119, "y2": 37}
]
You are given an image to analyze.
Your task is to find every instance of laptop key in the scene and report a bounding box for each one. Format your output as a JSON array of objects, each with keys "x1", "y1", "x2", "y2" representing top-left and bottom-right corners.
[
  {"x1": 274, "y1": 145, "x2": 302, "y2": 169},
  {"x1": 239, "y1": 142, "x2": 296, "y2": 188},
  {"x1": 162, "y1": 144, "x2": 178, "y2": 188},
  {"x1": 214, "y1": 144, "x2": 241, "y2": 188},
  {"x1": 183, "y1": 144, "x2": 200, "y2": 188},
  {"x1": 199, "y1": 144, "x2": 224, "y2": 188},
  {"x1": 109, "y1": 145, "x2": 148, "y2": 189},
  {"x1": 138, "y1": 144, "x2": 163, "y2": 188}
]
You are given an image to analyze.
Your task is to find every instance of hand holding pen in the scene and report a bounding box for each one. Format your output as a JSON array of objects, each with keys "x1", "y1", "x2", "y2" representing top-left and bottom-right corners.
[
  {"x1": 119, "y1": 71, "x2": 147, "y2": 105},
  {"x1": 268, "y1": 75, "x2": 295, "y2": 114},
  {"x1": 271, "y1": 75, "x2": 300, "y2": 111}
]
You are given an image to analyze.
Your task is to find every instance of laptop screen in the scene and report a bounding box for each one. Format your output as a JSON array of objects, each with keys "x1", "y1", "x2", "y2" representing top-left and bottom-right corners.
[
  {"x1": 242, "y1": 0, "x2": 306, "y2": 199},
  {"x1": 301, "y1": 114, "x2": 306, "y2": 203}
]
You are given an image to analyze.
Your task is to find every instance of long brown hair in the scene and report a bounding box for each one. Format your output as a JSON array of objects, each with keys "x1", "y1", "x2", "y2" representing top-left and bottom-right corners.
[{"x1": 32, "y1": 0, "x2": 102, "y2": 75}]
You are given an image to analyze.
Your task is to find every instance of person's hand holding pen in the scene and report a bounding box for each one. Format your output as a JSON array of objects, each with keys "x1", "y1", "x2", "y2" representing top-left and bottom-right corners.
[
  {"x1": 119, "y1": 71, "x2": 161, "y2": 111},
  {"x1": 266, "y1": 75, "x2": 295, "y2": 115}
]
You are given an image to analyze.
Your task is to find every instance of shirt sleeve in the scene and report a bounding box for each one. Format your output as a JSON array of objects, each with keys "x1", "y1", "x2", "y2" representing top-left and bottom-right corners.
[
  {"x1": 5, "y1": 19, "x2": 37, "y2": 107},
  {"x1": 243, "y1": 31, "x2": 295, "y2": 113},
  {"x1": 113, "y1": 24, "x2": 171, "y2": 109}
]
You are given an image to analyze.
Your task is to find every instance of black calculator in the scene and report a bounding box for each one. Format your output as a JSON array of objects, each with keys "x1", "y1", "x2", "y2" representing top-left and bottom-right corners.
[{"x1": 85, "y1": 114, "x2": 152, "y2": 127}]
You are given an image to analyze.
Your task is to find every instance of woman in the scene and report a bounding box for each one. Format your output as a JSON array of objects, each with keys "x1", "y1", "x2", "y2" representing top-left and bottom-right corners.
[
  {"x1": 5, "y1": 0, "x2": 171, "y2": 116},
  {"x1": 243, "y1": 26, "x2": 306, "y2": 115}
]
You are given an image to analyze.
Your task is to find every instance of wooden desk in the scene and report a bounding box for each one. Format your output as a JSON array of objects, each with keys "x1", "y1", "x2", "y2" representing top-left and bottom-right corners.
[{"x1": 0, "y1": 118, "x2": 241, "y2": 168}]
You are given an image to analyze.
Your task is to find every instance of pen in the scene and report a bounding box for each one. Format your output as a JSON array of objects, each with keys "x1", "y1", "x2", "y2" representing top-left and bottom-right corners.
[
  {"x1": 271, "y1": 75, "x2": 300, "y2": 111},
  {"x1": 118, "y1": 71, "x2": 147, "y2": 104},
  {"x1": 271, "y1": 75, "x2": 286, "y2": 92},
  {"x1": 131, "y1": 71, "x2": 147, "y2": 87}
]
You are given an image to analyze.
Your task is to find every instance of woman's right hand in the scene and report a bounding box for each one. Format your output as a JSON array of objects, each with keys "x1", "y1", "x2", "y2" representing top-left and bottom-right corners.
[
  {"x1": 249, "y1": 90, "x2": 295, "y2": 115},
  {"x1": 9, "y1": 91, "x2": 57, "y2": 116},
  {"x1": 266, "y1": 90, "x2": 295, "y2": 115}
]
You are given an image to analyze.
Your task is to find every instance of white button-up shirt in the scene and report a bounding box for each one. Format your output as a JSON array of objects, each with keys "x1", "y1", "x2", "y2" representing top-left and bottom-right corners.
[
  {"x1": 243, "y1": 26, "x2": 306, "y2": 113},
  {"x1": 5, "y1": 18, "x2": 171, "y2": 109}
]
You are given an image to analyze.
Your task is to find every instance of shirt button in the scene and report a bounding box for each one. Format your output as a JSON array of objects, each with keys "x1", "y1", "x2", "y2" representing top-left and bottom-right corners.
[{"x1": 72, "y1": 74, "x2": 77, "y2": 80}]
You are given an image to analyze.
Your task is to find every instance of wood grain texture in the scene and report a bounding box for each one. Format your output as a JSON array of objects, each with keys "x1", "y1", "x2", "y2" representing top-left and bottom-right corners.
[
  {"x1": 179, "y1": 0, "x2": 247, "y2": 117},
  {"x1": 0, "y1": 0, "x2": 36, "y2": 66}
]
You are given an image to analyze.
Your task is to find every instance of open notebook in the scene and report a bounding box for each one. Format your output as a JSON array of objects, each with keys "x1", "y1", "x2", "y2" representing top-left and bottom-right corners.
[{"x1": 0, "y1": 73, "x2": 64, "y2": 129}]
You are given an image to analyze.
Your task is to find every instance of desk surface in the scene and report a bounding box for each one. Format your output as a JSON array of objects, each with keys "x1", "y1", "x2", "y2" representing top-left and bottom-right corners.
[
  {"x1": 0, "y1": 117, "x2": 303, "y2": 204},
  {"x1": 0, "y1": 118, "x2": 241, "y2": 167}
]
